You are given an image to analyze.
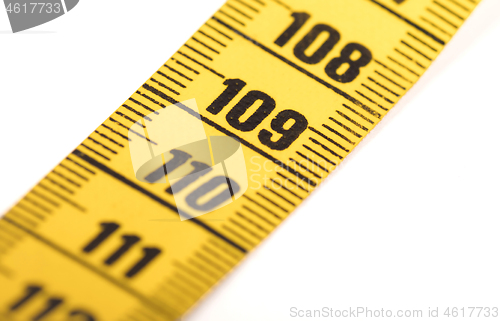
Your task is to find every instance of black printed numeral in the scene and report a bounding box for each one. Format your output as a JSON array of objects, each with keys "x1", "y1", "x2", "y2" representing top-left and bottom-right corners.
[
  {"x1": 274, "y1": 12, "x2": 311, "y2": 47},
  {"x1": 144, "y1": 149, "x2": 192, "y2": 183},
  {"x1": 9, "y1": 285, "x2": 96, "y2": 321},
  {"x1": 275, "y1": 12, "x2": 372, "y2": 83},
  {"x1": 83, "y1": 222, "x2": 161, "y2": 278},
  {"x1": 166, "y1": 161, "x2": 212, "y2": 194},
  {"x1": 144, "y1": 149, "x2": 241, "y2": 212},
  {"x1": 325, "y1": 43, "x2": 372, "y2": 83},
  {"x1": 207, "y1": 78, "x2": 308, "y2": 151}
]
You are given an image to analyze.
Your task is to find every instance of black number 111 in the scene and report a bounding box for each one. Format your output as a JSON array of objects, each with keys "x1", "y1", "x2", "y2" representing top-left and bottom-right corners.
[{"x1": 83, "y1": 222, "x2": 161, "y2": 278}]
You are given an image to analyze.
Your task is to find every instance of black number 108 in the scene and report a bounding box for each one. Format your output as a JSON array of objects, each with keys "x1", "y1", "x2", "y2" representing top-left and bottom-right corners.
[{"x1": 275, "y1": 12, "x2": 373, "y2": 83}]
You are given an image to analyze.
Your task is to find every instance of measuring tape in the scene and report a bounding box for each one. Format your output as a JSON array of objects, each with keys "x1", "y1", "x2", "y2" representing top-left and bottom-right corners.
[{"x1": 0, "y1": 0, "x2": 480, "y2": 320}]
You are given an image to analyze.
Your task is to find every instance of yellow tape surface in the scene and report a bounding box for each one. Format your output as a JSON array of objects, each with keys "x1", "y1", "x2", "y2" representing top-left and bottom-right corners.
[{"x1": 0, "y1": 0, "x2": 479, "y2": 320}]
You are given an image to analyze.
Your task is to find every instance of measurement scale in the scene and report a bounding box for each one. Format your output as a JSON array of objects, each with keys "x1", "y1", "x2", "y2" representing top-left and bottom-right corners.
[{"x1": 0, "y1": 0, "x2": 480, "y2": 320}]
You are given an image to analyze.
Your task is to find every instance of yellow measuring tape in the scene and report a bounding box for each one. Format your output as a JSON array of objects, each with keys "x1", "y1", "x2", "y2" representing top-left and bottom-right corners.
[{"x1": 0, "y1": 0, "x2": 480, "y2": 320}]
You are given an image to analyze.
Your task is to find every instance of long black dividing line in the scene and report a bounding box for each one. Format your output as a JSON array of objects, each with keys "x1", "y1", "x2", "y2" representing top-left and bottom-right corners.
[
  {"x1": 72, "y1": 149, "x2": 247, "y2": 254},
  {"x1": 366, "y1": 0, "x2": 446, "y2": 45},
  {"x1": 2, "y1": 216, "x2": 177, "y2": 321},
  {"x1": 211, "y1": 17, "x2": 372, "y2": 112}
]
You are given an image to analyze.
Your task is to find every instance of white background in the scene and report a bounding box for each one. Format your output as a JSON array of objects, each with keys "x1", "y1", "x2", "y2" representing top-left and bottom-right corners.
[{"x1": 1, "y1": 1, "x2": 500, "y2": 320}]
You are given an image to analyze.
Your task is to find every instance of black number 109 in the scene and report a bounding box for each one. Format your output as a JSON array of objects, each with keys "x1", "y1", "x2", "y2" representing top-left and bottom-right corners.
[{"x1": 207, "y1": 79, "x2": 308, "y2": 151}]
